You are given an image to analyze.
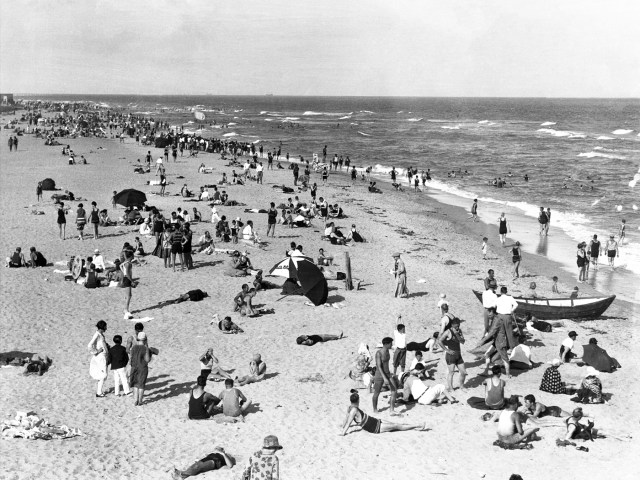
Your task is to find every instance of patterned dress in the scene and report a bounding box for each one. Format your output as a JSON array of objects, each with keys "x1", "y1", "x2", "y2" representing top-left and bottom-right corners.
[
  {"x1": 576, "y1": 376, "x2": 603, "y2": 403},
  {"x1": 539, "y1": 366, "x2": 566, "y2": 394},
  {"x1": 242, "y1": 450, "x2": 279, "y2": 480}
]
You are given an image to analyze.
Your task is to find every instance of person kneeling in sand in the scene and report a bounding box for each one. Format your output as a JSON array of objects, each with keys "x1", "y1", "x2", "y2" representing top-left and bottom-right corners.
[
  {"x1": 340, "y1": 391, "x2": 428, "y2": 435},
  {"x1": 217, "y1": 379, "x2": 252, "y2": 422},
  {"x1": 495, "y1": 396, "x2": 540, "y2": 446},
  {"x1": 236, "y1": 354, "x2": 267, "y2": 386},
  {"x1": 188, "y1": 375, "x2": 222, "y2": 420},
  {"x1": 173, "y1": 446, "x2": 234, "y2": 479}
]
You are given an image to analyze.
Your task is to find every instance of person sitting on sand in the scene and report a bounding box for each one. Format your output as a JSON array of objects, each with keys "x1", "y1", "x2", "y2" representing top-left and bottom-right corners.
[
  {"x1": 196, "y1": 231, "x2": 214, "y2": 254},
  {"x1": 236, "y1": 353, "x2": 267, "y2": 386},
  {"x1": 520, "y1": 394, "x2": 569, "y2": 419},
  {"x1": 252, "y1": 270, "x2": 277, "y2": 291},
  {"x1": 84, "y1": 264, "x2": 101, "y2": 289},
  {"x1": 219, "y1": 316, "x2": 244, "y2": 334},
  {"x1": 172, "y1": 446, "x2": 234, "y2": 479},
  {"x1": 560, "y1": 331, "x2": 579, "y2": 363},
  {"x1": 296, "y1": 332, "x2": 344, "y2": 346},
  {"x1": 218, "y1": 379, "x2": 252, "y2": 421},
  {"x1": 573, "y1": 367, "x2": 604, "y2": 404},
  {"x1": 233, "y1": 284, "x2": 250, "y2": 312},
  {"x1": 559, "y1": 407, "x2": 597, "y2": 444},
  {"x1": 187, "y1": 375, "x2": 222, "y2": 420},
  {"x1": 347, "y1": 224, "x2": 366, "y2": 243},
  {"x1": 483, "y1": 365, "x2": 506, "y2": 409},
  {"x1": 139, "y1": 219, "x2": 152, "y2": 236},
  {"x1": 27, "y1": 247, "x2": 47, "y2": 267},
  {"x1": 172, "y1": 289, "x2": 209, "y2": 303},
  {"x1": 181, "y1": 184, "x2": 193, "y2": 197},
  {"x1": 400, "y1": 364, "x2": 457, "y2": 405},
  {"x1": 317, "y1": 248, "x2": 334, "y2": 266},
  {"x1": 241, "y1": 220, "x2": 260, "y2": 245},
  {"x1": 540, "y1": 358, "x2": 575, "y2": 394},
  {"x1": 232, "y1": 251, "x2": 255, "y2": 275},
  {"x1": 239, "y1": 289, "x2": 274, "y2": 317},
  {"x1": 495, "y1": 396, "x2": 540, "y2": 446},
  {"x1": 340, "y1": 391, "x2": 428, "y2": 435},
  {"x1": 199, "y1": 348, "x2": 233, "y2": 382},
  {"x1": 98, "y1": 210, "x2": 115, "y2": 227},
  {"x1": 6, "y1": 247, "x2": 26, "y2": 268},
  {"x1": 324, "y1": 222, "x2": 348, "y2": 245}
]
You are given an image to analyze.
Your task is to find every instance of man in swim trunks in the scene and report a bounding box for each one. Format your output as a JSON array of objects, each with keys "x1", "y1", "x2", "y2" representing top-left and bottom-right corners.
[
  {"x1": 218, "y1": 379, "x2": 252, "y2": 421},
  {"x1": 296, "y1": 332, "x2": 343, "y2": 346},
  {"x1": 605, "y1": 235, "x2": 618, "y2": 267},
  {"x1": 520, "y1": 394, "x2": 568, "y2": 420},
  {"x1": 372, "y1": 337, "x2": 398, "y2": 415},
  {"x1": 496, "y1": 396, "x2": 540, "y2": 445},
  {"x1": 341, "y1": 391, "x2": 426, "y2": 435}
]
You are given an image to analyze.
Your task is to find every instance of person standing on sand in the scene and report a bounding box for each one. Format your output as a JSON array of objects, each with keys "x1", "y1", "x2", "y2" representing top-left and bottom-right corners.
[
  {"x1": 57, "y1": 202, "x2": 67, "y2": 240},
  {"x1": 618, "y1": 219, "x2": 626, "y2": 245},
  {"x1": 90, "y1": 201, "x2": 100, "y2": 239},
  {"x1": 36, "y1": 182, "x2": 43, "y2": 202},
  {"x1": 392, "y1": 252, "x2": 408, "y2": 298},
  {"x1": 470, "y1": 199, "x2": 479, "y2": 222},
  {"x1": 605, "y1": 235, "x2": 619, "y2": 268},
  {"x1": 498, "y1": 212, "x2": 510, "y2": 245},
  {"x1": 511, "y1": 241, "x2": 522, "y2": 279},
  {"x1": 588, "y1": 235, "x2": 601, "y2": 270},
  {"x1": 76, "y1": 203, "x2": 87, "y2": 241},
  {"x1": 266, "y1": 202, "x2": 277, "y2": 238},
  {"x1": 372, "y1": 337, "x2": 398, "y2": 415},
  {"x1": 87, "y1": 320, "x2": 109, "y2": 397},
  {"x1": 121, "y1": 252, "x2": 135, "y2": 319},
  {"x1": 538, "y1": 207, "x2": 548, "y2": 235},
  {"x1": 13, "y1": 135, "x2": 18, "y2": 151},
  {"x1": 545, "y1": 208, "x2": 551, "y2": 235},
  {"x1": 437, "y1": 318, "x2": 467, "y2": 391},
  {"x1": 8, "y1": 136, "x2": 13, "y2": 151},
  {"x1": 129, "y1": 332, "x2": 151, "y2": 406}
]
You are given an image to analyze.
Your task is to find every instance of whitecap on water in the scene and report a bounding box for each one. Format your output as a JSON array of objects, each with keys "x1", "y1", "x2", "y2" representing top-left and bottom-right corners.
[{"x1": 612, "y1": 129, "x2": 633, "y2": 135}]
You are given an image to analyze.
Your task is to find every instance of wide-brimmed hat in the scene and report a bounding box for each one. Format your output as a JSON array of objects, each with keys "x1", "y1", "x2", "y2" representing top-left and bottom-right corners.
[
  {"x1": 585, "y1": 366, "x2": 599, "y2": 377},
  {"x1": 94, "y1": 249, "x2": 100, "y2": 254},
  {"x1": 263, "y1": 435, "x2": 283, "y2": 450}
]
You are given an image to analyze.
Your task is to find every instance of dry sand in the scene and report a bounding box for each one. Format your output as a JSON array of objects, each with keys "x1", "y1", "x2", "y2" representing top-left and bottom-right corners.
[{"x1": 0, "y1": 117, "x2": 638, "y2": 479}]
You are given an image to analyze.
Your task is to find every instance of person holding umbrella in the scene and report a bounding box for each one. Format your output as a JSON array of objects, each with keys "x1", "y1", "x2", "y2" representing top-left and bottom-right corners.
[{"x1": 392, "y1": 253, "x2": 408, "y2": 298}]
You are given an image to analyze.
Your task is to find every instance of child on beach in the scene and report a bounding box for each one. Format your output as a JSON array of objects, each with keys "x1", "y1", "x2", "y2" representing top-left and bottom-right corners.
[
  {"x1": 110, "y1": 335, "x2": 130, "y2": 396},
  {"x1": 552, "y1": 276, "x2": 560, "y2": 294},
  {"x1": 393, "y1": 316, "x2": 407, "y2": 375},
  {"x1": 482, "y1": 237, "x2": 488, "y2": 260}
]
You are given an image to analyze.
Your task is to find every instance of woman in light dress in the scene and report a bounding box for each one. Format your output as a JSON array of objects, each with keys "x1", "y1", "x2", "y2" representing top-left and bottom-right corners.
[{"x1": 87, "y1": 320, "x2": 109, "y2": 397}]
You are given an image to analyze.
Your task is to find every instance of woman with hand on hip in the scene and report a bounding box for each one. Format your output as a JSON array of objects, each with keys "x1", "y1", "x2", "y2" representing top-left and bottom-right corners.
[{"x1": 87, "y1": 320, "x2": 109, "y2": 397}]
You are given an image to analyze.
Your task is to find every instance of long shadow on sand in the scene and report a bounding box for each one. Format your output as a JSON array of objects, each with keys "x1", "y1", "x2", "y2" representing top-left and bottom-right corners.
[
  {"x1": 144, "y1": 380, "x2": 194, "y2": 405},
  {"x1": 193, "y1": 260, "x2": 224, "y2": 269},
  {"x1": 406, "y1": 291, "x2": 429, "y2": 299}
]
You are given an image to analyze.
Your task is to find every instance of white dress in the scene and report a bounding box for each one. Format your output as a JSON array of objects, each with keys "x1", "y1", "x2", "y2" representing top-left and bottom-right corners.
[{"x1": 88, "y1": 331, "x2": 108, "y2": 380}]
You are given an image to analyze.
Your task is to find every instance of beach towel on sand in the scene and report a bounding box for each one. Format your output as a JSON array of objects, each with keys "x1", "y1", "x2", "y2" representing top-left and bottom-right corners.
[{"x1": 1, "y1": 412, "x2": 82, "y2": 440}]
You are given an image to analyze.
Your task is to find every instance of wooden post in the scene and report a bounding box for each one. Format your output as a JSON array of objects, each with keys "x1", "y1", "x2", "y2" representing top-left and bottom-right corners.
[{"x1": 345, "y1": 252, "x2": 353, "y2": 290}]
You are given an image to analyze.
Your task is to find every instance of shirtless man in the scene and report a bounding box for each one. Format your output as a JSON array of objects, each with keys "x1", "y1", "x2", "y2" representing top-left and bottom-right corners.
[
  {"x1": 372, "y1": 337, "x2": 398, "y2": 415},
  {"x1": 605, "y1": 235, "x2": 619, "y2": 267},
  {"x1": 618, "y1": 219, "x2": 626, "y2": 245},
  {"x1": 236, "y1": 353, "x2": 266, "y2": 386},
  {"x1": 218, "y1": 379, "x2": 252, "y2": 422},
  {"x1": 496, "y1": 396, "x2": 540, "y2": 445},
  {"x1": 470, "y1": 199, "x2": 479, "y2": 222}
]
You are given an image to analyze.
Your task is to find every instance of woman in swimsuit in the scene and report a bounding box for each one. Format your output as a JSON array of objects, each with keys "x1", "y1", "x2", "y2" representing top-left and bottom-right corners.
[
  {"x1": 511, "y1": 241, "x2": 522, "y2": 279},
  {"x1": 57, "y1": 202, "x2": 67, "y2": 240},
  {"x1": 340, "y1": 391, "x2": 427, "y2": 436},
  {"x1": 498, "y1": 212, "x2": 510, "y2": 245}
]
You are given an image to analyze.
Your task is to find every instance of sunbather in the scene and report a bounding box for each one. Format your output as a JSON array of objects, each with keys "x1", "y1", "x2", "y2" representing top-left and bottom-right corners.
[
  {"x1": 236, "y1": 354, "x2": 267, "y2": 386},
  {"x1": 296, "y1": 332, "x2": 343, "y2": 346}
]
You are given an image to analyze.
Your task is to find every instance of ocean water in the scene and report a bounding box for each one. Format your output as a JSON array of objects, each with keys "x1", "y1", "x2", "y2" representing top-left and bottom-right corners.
[{"x1": 22, "y1": 95, "x2": 640, "y2": 281}]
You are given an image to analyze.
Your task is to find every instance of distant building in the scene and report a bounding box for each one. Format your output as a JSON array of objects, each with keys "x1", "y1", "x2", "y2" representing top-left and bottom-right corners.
[{"x1": 1, "y1": 94, "x2": 15, "y2": 105}]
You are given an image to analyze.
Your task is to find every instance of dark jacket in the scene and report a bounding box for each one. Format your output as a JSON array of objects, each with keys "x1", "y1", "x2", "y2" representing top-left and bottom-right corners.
[{"x1": 110, "y1": 344, "x2": 129, "y2": 370}]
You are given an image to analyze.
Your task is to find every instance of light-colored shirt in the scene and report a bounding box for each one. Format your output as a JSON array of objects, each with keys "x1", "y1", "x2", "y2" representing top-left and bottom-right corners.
[
  {"x1": 93, "y1": 255, "x2": 105, "y2": 271},
  {"x1": 394, "y1": 330, "x2": 406, "y2": 349},
  {"x1": 402, "y1": 375, "x2": 428, "y2": 401},
  {"x1": 561, "y1": 337, "x2": 574, "y2": 350},
  {"x1": 242, "y1": 225, "x2": 254, "y2": 240},
  {"x1": 482, "y1": 289, "x2": 498, "y2": 309},
  {"x1": 496, "y1": 294, "x2": 518, "y2": 315}
]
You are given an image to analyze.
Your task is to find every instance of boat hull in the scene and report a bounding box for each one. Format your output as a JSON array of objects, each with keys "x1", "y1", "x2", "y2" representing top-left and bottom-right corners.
[{"x1": 472, "y1": 290, "x2": 616, "y2": 320}]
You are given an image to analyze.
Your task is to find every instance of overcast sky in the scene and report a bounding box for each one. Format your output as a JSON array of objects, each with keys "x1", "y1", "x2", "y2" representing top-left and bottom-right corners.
[{"x1": 1, "y1": 0, "x2": 639, "y2": 97}]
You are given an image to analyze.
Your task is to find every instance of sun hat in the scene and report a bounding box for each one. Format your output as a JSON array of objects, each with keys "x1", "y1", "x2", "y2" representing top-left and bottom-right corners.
[
  {"x1": 94, "y1": 249, "x2": 100, "y2": 254},
  {"x1": 263, "y1": 435, "x2": 283, "y2": 450},
  {"x1": 550, "y1": 358, "x2": 561, "y2": 367},
  {"x1": 585, "y1": 366, "x2": 599, "y2": 377}
]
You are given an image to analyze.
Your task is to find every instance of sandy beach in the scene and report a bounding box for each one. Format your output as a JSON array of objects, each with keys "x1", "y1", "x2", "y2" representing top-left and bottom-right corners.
[{"x1": 1, "y1": 116, "x2": 638, "y2": 480}]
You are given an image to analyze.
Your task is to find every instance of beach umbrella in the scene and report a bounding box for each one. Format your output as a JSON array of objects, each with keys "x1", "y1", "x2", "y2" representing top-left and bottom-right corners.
[
  {"x1": 269, "y1": 256, "x2": 328, "y2": 306},
  {"x1": 114, "y1": 189, "x2": 147, "y2": 208}
]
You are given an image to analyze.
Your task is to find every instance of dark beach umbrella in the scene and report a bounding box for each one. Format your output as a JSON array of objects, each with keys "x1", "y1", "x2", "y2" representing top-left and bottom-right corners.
[
  {"x1": 114, "y1": 189, "x2": 147, "y2": 208},
  {"x1": 269, "y1": 256, "x2": 328, "y2": 306},
  {"x1": 40, "y1": 178, "x2": 56, "y2": 190}
]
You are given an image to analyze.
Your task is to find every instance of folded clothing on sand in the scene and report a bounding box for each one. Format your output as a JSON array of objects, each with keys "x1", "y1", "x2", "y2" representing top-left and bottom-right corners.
[{"x1": 1, "y1": 411, "x2": 83, "y2": 440}]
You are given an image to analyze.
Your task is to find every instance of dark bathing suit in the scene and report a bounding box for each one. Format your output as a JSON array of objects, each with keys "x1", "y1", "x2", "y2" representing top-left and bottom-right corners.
[
  {"x1": 499, "y1": 218, "x2": 507, "y2": 234},
  {"x1": 355, "y1": 407, "x2": 381, "y2": 434},
  {"x1": 188, "y1": 390, "x2": 211, "y2": 419},
  {"x1": 512, "y1": 247, "x2": 520, "y2": 264}
]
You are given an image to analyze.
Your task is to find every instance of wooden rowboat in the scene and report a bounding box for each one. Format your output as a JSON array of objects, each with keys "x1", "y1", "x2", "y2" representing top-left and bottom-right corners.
[{"x1": 472, "y1": 290, "x2": 616, "y2": 320}]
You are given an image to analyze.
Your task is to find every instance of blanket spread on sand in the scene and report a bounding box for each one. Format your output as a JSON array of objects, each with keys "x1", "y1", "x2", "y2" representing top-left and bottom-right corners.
[{"x1": 1, "y1": 412, "x2": 83, "y2": 440}]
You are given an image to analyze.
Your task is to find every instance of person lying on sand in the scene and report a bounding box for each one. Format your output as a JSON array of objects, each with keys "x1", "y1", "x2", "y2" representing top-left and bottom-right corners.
[
  {"x1": 399, "y1": 364, "x2": 457, "y2": 405},
  {"x1": 172, "y1": 446, "x2": 234, "y2": 479},
  {"x1": 236, "y1": 354, "x2": 267, "y2": 386},
  {"x1": 219, "y1": 316, "x2": 244, "y2": 334},
  {"x1": 172, "y1": 289, "x2": 209, "y2": 303},
  {"x1": 296, "y1": 332, "x2": 343, "y2": 346},
  {"x1": 495, "y1": 396, "x2": 540, "y2": 446},
  {"x1": 23, "y1": 354, "x2": 53, "y2": 376},
  {"x1": 520, "y1": 394, "x2": 569, "y2": 419},
  {"x1": 187, "y1": 375, "x2": 222, "y2": 420},
  {"x1": 340, "y1": 391, "x2": 428, "y2": 435},
  {"x1": 217, "y1": 379, "x2": 252, "y2": 422}
]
